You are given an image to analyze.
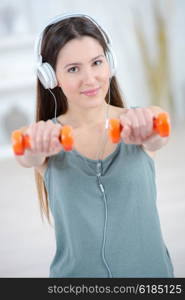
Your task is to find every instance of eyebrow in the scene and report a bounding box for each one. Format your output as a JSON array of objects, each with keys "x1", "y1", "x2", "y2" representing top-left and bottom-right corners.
[{"x1": 64, "y1": 54, "x2": 104, "y2": 69}]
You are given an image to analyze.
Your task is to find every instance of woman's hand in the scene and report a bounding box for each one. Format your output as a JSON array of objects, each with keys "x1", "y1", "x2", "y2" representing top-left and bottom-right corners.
[
  {"x1": 119, "y1": 106, "x2": 170, "y2": 151},
  {"x1": 120, "y1": 107, "x2": 155, "y2": 145},
  {"x1": 25, "y1": 120, "x2": 63, "y2": 156}
]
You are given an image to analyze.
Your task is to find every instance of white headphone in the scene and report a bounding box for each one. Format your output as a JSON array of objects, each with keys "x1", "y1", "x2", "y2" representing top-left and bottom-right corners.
[{"x1": 34, "y1": 13, "x2": 117, "y2": 89}]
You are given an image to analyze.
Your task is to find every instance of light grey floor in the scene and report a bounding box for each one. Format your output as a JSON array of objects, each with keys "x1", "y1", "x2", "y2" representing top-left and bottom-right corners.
[{"x1": 0, "y1": 123, "x2": 184, "y2": 277}]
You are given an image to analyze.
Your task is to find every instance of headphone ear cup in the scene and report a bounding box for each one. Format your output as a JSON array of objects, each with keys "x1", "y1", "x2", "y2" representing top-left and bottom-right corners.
[
  {"x1": 37, "y1": 62, "x2": 58, "y2": 89},
  {"x1": 106, "y1": 47, "x2": 116, "y2": 78}
]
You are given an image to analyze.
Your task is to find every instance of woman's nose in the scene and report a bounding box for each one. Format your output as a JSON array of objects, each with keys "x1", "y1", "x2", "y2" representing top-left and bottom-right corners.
[{"x1": 82, "y1": 68, "x2": 96, "y2": 84}]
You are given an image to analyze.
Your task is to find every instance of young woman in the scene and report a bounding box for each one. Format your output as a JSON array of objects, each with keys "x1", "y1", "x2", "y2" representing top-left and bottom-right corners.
[{"x1": 14, "y1": 13, "x2": 174, "y2": 278}]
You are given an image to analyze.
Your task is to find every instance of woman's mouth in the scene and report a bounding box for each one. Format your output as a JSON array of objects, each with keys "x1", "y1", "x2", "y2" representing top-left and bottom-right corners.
[{"x1": 81, "y1": 87, "x2": 100, "y2": 96}]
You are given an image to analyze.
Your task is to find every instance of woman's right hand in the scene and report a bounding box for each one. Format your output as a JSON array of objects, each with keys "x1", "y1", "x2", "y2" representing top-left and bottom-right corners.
[{"x1": 24, "y1": 120, "x2": 63, "y2": 157}]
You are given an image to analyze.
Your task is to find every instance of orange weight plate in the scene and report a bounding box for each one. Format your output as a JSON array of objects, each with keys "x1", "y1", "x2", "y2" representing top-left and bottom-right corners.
[
  {"x1": 108, "y1": 119, "x2": 122, "y2": 143},
  {"x1": 61, "y1": 125, "x2": 74, "y2": 151}
]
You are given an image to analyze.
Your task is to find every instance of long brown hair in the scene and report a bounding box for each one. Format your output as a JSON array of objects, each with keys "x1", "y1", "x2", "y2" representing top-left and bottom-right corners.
[{"x1": 34, "y1": 16, "x2": 127, "y2": 224}]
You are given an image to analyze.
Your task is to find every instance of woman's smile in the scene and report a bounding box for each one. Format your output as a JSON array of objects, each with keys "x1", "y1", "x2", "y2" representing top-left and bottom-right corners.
[{"x1": 81, "y1": 87, "x2": 100, "y2": 96}]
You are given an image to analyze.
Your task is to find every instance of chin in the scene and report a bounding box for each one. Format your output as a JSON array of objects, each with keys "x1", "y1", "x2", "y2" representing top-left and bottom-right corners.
[{"x1": 87, "y1": 97, "x2": 104, "y2": 106}]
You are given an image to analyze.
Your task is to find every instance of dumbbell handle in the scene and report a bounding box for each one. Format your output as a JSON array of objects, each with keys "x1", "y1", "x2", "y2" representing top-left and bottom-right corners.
[
  {"x1": 108, "y1": 112, "x2": 170, "y2": 143},
  {"x1": 11, "y1": 125, "x2": 74, "y2": 155}
]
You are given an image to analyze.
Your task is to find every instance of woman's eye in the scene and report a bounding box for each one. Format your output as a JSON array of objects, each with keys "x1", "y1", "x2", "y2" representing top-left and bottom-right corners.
[
  {"x1": 94, "y1": 60, "x2": 102, "y2": 66},
  {"x1": 67, "y1": 60, "x2": 103, "y2": 73},
  {"x1": 68, "y1": 66, "x2": 78, "y2": 73}
]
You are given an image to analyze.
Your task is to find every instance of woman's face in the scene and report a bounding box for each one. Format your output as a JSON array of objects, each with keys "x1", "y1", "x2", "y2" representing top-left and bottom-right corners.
[{"x1": 55, "y1": 36, "x2": 111, "y2": 109}]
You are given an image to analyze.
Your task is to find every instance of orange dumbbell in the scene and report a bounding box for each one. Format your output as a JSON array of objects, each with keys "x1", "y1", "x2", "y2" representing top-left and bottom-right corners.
[
  {"x1": 11, "y1": 125, "x2": 74, "y2": 155},
  {"x1": 108, "y1": 112, "x2": 171, "y2": 144}
]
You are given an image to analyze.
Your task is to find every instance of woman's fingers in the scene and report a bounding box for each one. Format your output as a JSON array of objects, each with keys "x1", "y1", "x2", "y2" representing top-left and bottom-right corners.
[
  {"x1": 49, "y1": 124, "x2": 63, "y2": 152},
  {"x1": 25, "y1": 120, "x2": 63, "y2": 155},
  {"x1": 120, "y1": 123, "x2": 131, "y2": 139},
  {"x1": 25, "y1": 123, "x2": 38, "y2": 153},
  {"x1": 142, "y1": 108, "x2": 154, "y2": 137},
  {"x1": 42, "y1": 120, "x2": 54, "y2": 153},
  {"x1": 120, "y1": 108, "x2": 155, "y2": 145}
]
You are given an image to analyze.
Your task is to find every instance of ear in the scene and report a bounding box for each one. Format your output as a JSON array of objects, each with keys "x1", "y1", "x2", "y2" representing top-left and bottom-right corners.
[{"x1": 56, "y1": 77, "x2": 61, "y2": 88}]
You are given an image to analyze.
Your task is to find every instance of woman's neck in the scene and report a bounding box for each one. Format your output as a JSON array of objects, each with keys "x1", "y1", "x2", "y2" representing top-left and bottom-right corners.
[{"x1": 59, "y1": 102, "x2": 111, "y2": 129}]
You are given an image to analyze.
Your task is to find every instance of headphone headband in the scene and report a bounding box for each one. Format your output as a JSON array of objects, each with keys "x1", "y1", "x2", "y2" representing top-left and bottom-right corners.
[{"x1": 34, "y1": 13, "x2": 117, "y2": 89}]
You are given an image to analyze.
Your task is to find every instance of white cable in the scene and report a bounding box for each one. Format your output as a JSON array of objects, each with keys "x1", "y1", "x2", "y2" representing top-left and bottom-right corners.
[
  {"x1": 95, "y1": 80, "x2": 111, "y2": 163},
  {"x1": 48, "y1": 88, "x2": 57, "y2": 123}
]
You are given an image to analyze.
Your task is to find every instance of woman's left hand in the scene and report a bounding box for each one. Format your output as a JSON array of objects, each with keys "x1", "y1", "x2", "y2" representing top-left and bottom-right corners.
[{"x1": 119, "y1": 107, "x2": 156, "y2": 145}]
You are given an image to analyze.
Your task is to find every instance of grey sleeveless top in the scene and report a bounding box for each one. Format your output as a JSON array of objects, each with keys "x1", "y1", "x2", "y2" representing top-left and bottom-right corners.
[{"x1": 44, "y1": 117, "x2": 174, "y2": 278}]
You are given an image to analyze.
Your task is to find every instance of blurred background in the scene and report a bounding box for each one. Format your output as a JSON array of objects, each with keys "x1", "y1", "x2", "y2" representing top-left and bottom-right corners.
[{"x1": 0, "y1": 0, "x2": 184, "y2": 277}]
